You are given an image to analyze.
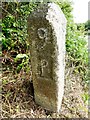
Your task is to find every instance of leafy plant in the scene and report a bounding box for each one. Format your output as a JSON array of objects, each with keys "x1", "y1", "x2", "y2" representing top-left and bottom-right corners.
[
  {"x1": 57, "y1": 1, "x2": 88, "y2": 79},
  {"x1": 2, "y1": 1, "x2": 88, "y2": 80},
  {"x1": 14, "y1": 54, "x2": 30, "y2": 73},
  {"x1": 82, "y1": 93, "x2": 89, "y2": 104},
  {"x1": 2, "y1": 2, "x2": 38, "y2": 53}
]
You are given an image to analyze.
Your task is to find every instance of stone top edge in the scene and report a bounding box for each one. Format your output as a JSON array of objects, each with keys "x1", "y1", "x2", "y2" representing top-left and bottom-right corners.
[
  {"x1": 28, "y1": 2, "x2": 67, "y2": 24},
  {"x1": 48, "y1": 3, "x2": 67, "y2": 23}
]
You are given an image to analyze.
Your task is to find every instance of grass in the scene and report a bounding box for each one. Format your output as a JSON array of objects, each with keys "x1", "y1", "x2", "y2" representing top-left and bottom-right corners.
[{"x1": 1, "y1": 55, "x2": 88, "y2": 118}]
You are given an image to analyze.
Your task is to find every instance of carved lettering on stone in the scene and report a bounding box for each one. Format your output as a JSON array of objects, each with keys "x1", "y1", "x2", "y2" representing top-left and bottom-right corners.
[
  {"x1": 37, "y1": 28, "x2": 47, "y2": 40},
  {"x1": 37, "y1": 28, "x2": 48, "y2": 49}
]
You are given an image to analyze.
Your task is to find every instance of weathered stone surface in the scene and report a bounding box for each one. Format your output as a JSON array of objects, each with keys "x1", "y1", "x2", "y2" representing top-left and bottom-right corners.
[{"x1": 28, "y1": 3, "x2": 67, "y2": 112}]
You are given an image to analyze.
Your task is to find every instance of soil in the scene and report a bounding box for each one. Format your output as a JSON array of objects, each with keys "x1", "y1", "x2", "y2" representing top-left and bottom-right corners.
[{"x1": 1, "y1": 64, "x2": 88, "y2": 119}]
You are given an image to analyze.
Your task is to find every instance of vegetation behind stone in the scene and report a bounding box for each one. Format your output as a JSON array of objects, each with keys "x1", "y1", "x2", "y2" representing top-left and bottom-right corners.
[{"x1": 1, "y1": 1, "x2": 88, "y2": 118}]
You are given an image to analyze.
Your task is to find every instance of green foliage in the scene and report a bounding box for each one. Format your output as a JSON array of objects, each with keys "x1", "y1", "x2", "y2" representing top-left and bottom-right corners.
[
  {"x1": 57, "y1": 0, "x2": 73, "y2": 20},
  {"x1": 2, "y1": 1, "x2": 88, "y2": 79},
  {"x1": 14, "y1": 54, "x2": 30, "y2": 73},
  {"x1": 82, "y1": 93, "x2": 89, "y2": 104},
  {"x1": 15, "y1": 54, "x2": 28, "y2": 61},
  {"x1": 57, "y1": 1, "x2": 88, "y2": 79},
  {"x1": 2, "y1": 2, "x2": 38, "y2": 72},
  {"x1": 85, "y1": 20, "x2": 90, "y2": 30},
  {"x1": 2, "y1": 2, "x2": 37, "y2": 52}
]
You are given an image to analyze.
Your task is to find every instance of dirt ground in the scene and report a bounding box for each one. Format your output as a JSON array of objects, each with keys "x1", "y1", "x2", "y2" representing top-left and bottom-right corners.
[{"x1": 1, "y1": 63, "x2": 88, "y2": 119}]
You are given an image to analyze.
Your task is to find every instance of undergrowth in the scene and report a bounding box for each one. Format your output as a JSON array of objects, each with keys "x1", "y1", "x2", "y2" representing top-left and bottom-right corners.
[{"x1": 1, "y1": 1, "x2": 88, "y2": 118}]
